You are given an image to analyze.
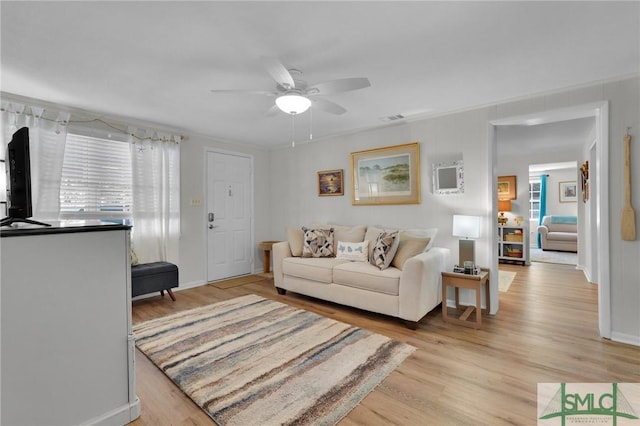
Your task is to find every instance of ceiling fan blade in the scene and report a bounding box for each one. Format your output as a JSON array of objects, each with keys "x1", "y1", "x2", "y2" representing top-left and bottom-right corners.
[
  {"x1": 260, "y1": 56, "x2": 295, "y2": 89},
  {"x1": 210, "y1": 89, "x2": 277, "y2": 96},
  {"x1": 312, "y1": 98, "x2": 347, "y2": 115},
  {"x1": 308, "y1": 77, "x2": 370, "y2": 95},
  {"x1": 265, "y1": 104, "x2": 280, "y2": 117}
]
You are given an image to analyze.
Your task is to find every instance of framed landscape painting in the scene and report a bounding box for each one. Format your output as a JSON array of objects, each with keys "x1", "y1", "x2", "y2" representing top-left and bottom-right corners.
[
  {"x1": 497, "y1": 175, "x2": 517, "y2": 200},
  {"x1": 559, "y1": 181, "x2": 577, "y2": 203},
  {"x1": 350, "y1": 142, "x2": 420, "y2": 205},
  {"x1": 317, "y1": 169, "x2": 344, "y2": 196}
]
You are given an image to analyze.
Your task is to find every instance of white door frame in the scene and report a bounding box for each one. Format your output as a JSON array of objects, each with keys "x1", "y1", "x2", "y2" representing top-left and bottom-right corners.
[
  {"x1": 204, "y1": 147, "x2": 255, "y2": 282},
  {"x1": 488, "y1": 101, "x2": 610, "y2": 339}
]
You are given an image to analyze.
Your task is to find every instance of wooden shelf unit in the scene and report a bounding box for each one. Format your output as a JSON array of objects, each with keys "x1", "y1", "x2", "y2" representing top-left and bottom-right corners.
[{"x1": 498, "y1": 226, "x2": 528, "y2": 265}]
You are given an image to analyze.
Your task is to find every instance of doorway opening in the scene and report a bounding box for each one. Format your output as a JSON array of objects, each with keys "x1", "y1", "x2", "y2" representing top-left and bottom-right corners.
[
  {"x1": 489, "y1": 101, "x2": 610, "y2": 338},
  {"x1": 528, "y1": 161, "x2": 578, "y2": 266}
]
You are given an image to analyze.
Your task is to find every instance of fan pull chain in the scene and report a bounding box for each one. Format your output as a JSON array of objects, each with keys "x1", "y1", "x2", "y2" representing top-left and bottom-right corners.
[
  {"x1": 291, "y1": 114, "x2": 295, "y2": 148},
  {"x1": 309, "y1": 106, "x2": 313, "y2": 141}
]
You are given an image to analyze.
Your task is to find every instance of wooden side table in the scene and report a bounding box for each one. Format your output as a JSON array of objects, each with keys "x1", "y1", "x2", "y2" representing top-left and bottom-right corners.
[
  {"x1": 258, "y1": 240, "x2": 280, "y2": 273},
  {"x1": 441, "y1": 269, "x2": 490, "y2": 329}
]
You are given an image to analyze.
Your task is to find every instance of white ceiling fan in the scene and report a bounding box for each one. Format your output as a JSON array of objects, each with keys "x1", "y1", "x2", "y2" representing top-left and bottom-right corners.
[{"x1": 211, "y1": 57, "x2": 371, "y2": 116}]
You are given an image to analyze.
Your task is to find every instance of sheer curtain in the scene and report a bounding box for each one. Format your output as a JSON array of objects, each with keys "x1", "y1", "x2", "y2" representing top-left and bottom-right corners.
[
  {"x1": 537, "y1": 174, "x2": 548, "y2": 248},
  {"x1": 130, "y1": 129, "x2": 180, "y2": 264},
  {"x1": 1, "y1": 103, "x2": 67, "y2": 221}
]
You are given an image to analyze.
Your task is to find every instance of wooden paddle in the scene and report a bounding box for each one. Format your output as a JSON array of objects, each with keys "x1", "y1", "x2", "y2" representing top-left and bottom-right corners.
[{"x1": 621, "y1": 132, "x2": 636, "y2": 241}]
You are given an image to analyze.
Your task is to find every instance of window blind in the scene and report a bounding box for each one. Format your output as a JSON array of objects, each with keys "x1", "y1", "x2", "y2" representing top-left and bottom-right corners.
[{"x1": 59, "y1": 133, "x2": 132, "y2": 220}]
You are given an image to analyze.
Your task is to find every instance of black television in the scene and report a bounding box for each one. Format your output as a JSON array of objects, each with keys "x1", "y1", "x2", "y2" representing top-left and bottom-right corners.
[{"x1": 1, "y1": 127, "x2": 50, "y2": 227}]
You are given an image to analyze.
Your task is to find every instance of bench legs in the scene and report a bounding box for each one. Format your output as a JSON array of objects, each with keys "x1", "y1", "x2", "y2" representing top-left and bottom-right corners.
[{"x1": 161, "y1": 289, "x2": 177, "y2": 301}]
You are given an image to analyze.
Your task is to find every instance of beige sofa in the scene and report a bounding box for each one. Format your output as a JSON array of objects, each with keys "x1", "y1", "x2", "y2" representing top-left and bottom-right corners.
[
  {"x1": 537, "y1": 215, "x2": 578, "y2": 252},
  {"x1": 273, "y1": 225, "x2": 450, "y2": 329}
]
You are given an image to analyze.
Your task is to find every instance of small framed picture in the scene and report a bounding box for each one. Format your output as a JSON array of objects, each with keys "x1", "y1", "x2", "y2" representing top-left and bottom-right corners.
[
  {"x1": 318, "y1": 169, "x2": 344, "y2": 196},
  {"x1": 559, "y1": 181, "x2": 577, "y2": 203},
  {"x1": 497, "y1": 175, "x2": 517, "y2": 200}
]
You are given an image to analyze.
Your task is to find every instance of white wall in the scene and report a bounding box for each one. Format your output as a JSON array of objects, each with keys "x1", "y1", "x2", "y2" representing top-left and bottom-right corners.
[
  {"x1": 543, "y1": 168, "x2": 579, "y2": 216},
  {"x1": 268, "y1": 75, "x2": 640, "y2": 344},
  {"x1": 269, "y1": 110, "x2": 493, "y2": 272}
]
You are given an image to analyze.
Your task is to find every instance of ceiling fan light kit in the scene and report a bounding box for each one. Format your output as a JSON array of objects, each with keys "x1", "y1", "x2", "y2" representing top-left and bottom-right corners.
[
  {"x1": 212, "y1": 56, "x2": 370, "y2": 120},
  {"x1": 275, "y1": 94, "x2": 311, "y2": 115}
]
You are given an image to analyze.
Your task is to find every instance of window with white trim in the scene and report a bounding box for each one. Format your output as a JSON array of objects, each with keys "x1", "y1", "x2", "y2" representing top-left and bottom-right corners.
[
  {"x1": 59, "y1": 132, "x2": 132, "y2": 224},
  {"x1": 529, "y1": 178, "x2": 541, "y2": 220}
]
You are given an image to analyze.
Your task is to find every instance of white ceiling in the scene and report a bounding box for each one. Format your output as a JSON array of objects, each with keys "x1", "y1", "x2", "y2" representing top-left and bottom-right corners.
[{"x1": 1, "y1": 1, "x2": 639, "y2": 148}]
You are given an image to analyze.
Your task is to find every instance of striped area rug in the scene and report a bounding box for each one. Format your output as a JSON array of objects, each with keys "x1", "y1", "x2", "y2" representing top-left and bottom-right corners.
[{"x1": 134, "y1": 294, "x2": 415, "y2": 425}]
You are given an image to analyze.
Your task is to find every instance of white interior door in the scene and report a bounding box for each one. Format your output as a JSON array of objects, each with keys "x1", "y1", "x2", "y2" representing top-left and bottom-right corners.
[{"x1": 206, "y1": 151, "x2": 252, "y2": 282}]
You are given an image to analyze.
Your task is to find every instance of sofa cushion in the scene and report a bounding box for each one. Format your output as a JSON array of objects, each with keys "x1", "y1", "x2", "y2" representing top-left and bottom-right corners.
[
  {"x1": 333, "y1": 262, "x2": 401, "y2": 295},
  {"x1": 302, "y1": 227, "x2": 335, "y2": 258},
  {"x1": 402, "y1": 228, "x2": 438, "y2": 251},
  {"x1": 334, "y1": 225, "x2": 367, "y2": 244},
  {"x1": 282, "y1": 257, "x2": 349, "y2": 283},
  {"x1": 547, "y1": 232, "x2": 577, "y2": 242},
  {"x1": 287, "y1": 227, "x2": 304, "y2": 257},
  {"x1": 370, "y1": 230, "x2": 400, "y2": 270},
  {"x1": 391, "y1": 233, "x2": 430, "y2": 270},
  {"x1": 336, "y1": 240, "x2": 369, "y2": 262},
  {"x1": 542, "y1": 216, "x2": 577, "y2": 233},
  {"x1": 548, "y1": 224, "x2": 577, "y2": 233},
  {"x1": 309, "y1": 224, "x2": 366, "y2": 244}
]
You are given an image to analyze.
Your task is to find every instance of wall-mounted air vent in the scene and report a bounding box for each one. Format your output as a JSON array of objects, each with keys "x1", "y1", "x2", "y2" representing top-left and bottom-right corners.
[{"x1": 380, "y1": 114, "x2": 405, "y2": 122}]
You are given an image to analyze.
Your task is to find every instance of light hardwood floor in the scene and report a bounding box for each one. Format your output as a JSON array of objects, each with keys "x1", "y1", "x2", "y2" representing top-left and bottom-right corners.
[{"x1": 129, "y1": 262, "x2": 640, "y2": 425}]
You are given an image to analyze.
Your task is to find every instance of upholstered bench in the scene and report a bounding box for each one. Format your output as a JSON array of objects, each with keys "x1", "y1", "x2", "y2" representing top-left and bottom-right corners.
[{"x1": 131, "y1": 261, "x2": 179, "y2": 300}]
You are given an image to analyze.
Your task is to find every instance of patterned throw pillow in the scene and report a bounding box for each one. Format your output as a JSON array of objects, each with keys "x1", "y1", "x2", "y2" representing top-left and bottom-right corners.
[
  {"x1": 302, "y1": 227, "x2": 335, "y2": 258},
  {"x1": 370, "y1": 230, "x2": 400, "y2": 270},
  {"x1": 336, "y1": 240, "x2": 369, "y2": 262}
]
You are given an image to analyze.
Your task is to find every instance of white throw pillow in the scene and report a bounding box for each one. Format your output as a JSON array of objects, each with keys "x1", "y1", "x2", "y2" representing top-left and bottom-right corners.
[{"x1": 336, "y1": 240, "x2": 369, "y2": 262}]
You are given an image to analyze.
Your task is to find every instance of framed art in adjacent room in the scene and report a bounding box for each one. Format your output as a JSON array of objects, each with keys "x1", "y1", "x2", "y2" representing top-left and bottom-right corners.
[
  {"x1": 317, "y1": 169, "x2": 344, "y2": 196},
  {"x1": 497, "y1": 175, "x2": 517, "y2": 200},
  {"x1": 559, "y1": 181, "x2": 577, "y2": 203},
  {"x1": 351, "y1": 142, "x2": 420, "y2": 205}
]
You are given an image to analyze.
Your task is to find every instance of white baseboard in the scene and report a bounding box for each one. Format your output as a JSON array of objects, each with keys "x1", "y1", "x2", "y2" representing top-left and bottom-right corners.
[
  {"x1": 83, "y1": 399, "x2": 140, "y2": 425},
  {"x1": 610, "y1": 332, "x2": 640, "y2": 347},
  {"x1": 177, "y1": 279, "x2": 208, "y2": 291},
  {"x1": 131, "y1": 279, "x2": 207, "y2": 301}
]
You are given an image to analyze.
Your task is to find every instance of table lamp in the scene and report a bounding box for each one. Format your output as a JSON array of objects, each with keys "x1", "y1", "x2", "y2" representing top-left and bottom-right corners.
[
  {"x1": 452, "y1": 214, "x2": 482, "y2": 269},
  {"x1": 498, "y1": 199, "x2": 512, "y2": 225}
]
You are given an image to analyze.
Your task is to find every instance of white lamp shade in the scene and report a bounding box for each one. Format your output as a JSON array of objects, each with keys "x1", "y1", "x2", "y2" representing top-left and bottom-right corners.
[
  {"x1": 452, "y1": 215, "x2": 481, "y2": 239},
  {"x1": 275, "y1": 94, "x2": 311, "y2": 115}
]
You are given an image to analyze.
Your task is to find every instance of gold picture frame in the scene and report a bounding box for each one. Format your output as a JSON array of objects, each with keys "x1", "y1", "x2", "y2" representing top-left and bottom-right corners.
[
  {"x1": 351, "y1": 142, "x2": 420, "y2": 205},
  {"x1": 317, "y1": 169, "x2": 344, "y2": 196},
  {"x1": 497, "y1": 175, "x2": 517, "y2": 200},
  {"x1": 559, "y1": 181, "x2": 577, "y2": 203}
]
